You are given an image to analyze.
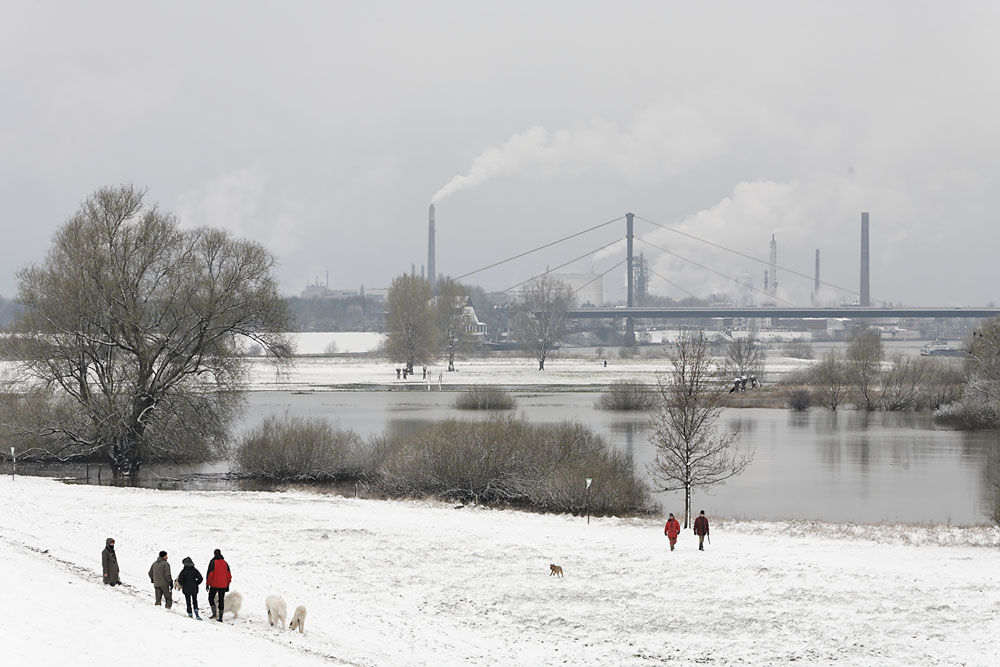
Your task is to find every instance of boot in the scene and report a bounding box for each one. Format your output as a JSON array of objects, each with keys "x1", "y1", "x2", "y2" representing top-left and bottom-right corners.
[
  {"x1": 194, "y1": 609, "x2": 202, "y2": 621},
  {"x1": 188, "y1": 611, "x2": 193, "y2": 618},
  {"x1": 217, "y1": 616, "x2": 223, "y2": 623}
]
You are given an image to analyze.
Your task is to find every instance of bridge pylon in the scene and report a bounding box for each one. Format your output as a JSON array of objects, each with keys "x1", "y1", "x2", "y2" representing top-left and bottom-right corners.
[{"x1": 626, "y1": 212, "x2": 635, "y2": 345}]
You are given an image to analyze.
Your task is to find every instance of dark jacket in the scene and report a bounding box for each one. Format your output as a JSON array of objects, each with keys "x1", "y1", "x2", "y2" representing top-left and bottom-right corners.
[
  {"x1": 177, "y1": 560, "x2": 203, "y2": 595},
  {"x1": 149, "y1": 556, "x2": 172, "y2": 589},
  {"x1": 206, "y1": 556, "x2": 232, "y2": 590},
  {"x1": 694, "y1": 515, "x2": 710, "y2": 536},
  {"x1": 101, "y1": 538, "x2": 120, "y2": 585}
]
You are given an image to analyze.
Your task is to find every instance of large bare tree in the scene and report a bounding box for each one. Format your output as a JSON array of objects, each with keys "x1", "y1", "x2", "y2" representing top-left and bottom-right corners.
[
  {"x1": 0, "y1": 185, "x2": 292, "y2": 479},
  {"x1": 435, "y1": 278, "x2": 475, "y2": 372},
  {"x1": 386, "y1": 273, "x2": 436, "y2": 372},
  {"x1": 648, "y1": 331, "x2": 752, "y2": 527},
  {"x1": 511, "y1": 274, "x2": 573, "y2": 371}
]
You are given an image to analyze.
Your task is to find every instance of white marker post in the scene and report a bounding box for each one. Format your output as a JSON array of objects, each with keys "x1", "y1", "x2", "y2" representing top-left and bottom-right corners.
[
  {"x1": 10, "y1": 446, "x2": 14, "y2": 481},
  {"x1": 585, "y1": 477, "x2": 592, "y2": 524}
]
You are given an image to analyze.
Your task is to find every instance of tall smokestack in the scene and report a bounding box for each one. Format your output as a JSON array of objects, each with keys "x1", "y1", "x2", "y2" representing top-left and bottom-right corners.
[
  {"x1": 860, "y1": 212, "x2": 870, "y2": 307},
  {"x1": 428, "y1": 204, "x2": 436, "y2": 292},
  {"x1": 815, "y1": 249, "x2": 820, "y2": 295}
]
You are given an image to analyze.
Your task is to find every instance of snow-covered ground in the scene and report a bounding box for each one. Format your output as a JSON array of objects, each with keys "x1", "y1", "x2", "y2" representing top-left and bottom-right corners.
[
  {"x1": 247, "y1": 355, "x2": 813, "y2": 391},
  {"x1": 2, "y1": 476, "x2": 998, "y2": 666}
]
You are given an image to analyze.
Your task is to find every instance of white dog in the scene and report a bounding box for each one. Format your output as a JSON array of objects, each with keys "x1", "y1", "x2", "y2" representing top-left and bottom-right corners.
[
  {"x1": 289, "y1": 605, "x2": 307, "y2": 633},
  {"x1": 265, "y1": 595, "x2": 287, "y2": 630},
  {"x1": 223, "y1": 591, "x2": 243, "y2": 619}
]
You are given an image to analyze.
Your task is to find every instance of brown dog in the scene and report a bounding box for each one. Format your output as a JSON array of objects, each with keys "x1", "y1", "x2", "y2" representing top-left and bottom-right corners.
[{"x1": 549, "y1": 563, "x2": 564, "y2": 577}]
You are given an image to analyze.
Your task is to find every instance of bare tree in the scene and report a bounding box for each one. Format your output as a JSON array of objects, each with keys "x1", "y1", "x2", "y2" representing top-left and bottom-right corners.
[
  {"x1": 726, "y1": 331, "x2": 765, "y2": 380},
  {"x1": 648, "y1": 331, "x2": 753, "y2": 527},
  {"x1": 812, "y1": 349, "x2": 849, "y2": 411},
  {"x1": 0, "y1": 185, "x2": 292, "y2": 479},
  {"x1": 511, "y1": 275, "x2": 574, "y2": 371},
  {"x1": 879, "y1": 354, "x2": 931, "y2": 411},
  {"x1": 386, "y1": 273, "x2": 436, "y2": 372},
  {"x1": 847, "y1": 328, "x2": 883, "y2": 410},
  {"x1": 435, "y1": 278, "x2": 475, "y2": 372}
]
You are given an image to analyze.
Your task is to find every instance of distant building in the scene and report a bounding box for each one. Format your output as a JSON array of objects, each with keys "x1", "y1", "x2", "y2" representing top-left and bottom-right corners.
[{"x1": 300, "y1": 281, "x2": 388, "y2": 302}]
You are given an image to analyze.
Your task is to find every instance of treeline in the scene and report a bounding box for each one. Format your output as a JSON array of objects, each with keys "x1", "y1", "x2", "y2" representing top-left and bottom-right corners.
[
  {"x1": 787, "y1": 329, "x2": 965, "y2": 412},
  {"x1": 233, "y1": 414, "x2": 655, "y2": 517}
]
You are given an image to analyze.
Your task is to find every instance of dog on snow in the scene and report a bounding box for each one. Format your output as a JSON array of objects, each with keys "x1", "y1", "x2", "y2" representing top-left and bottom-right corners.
[
  {"x1": 222, "y1": 590, "x2": 243, "y2": 619},
  {"x1": 289, "y1": 605, "x2": 307, "y2": 633},
  {"x1": 549, "y1": 563, "x2": 564, "y2": 577},
  {"x1": 266, "y1": 594, "x2": 287, "y2": 630}
]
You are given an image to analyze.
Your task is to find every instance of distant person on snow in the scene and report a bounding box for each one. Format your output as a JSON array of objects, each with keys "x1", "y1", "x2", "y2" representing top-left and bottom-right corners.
[
  {"x1": 206, "y1": 548, "x2": 232, "y2": 622},
  {"x1": 177, "y1": 556, "x2": 204, "y2": 620},
  {"x1": 102, "y1": 537, "x2": 120, "y2": 586},
  {"x1": 693, "y1": 510, "x2": 710, "y2": 551},
  {"x1": 729, "y1": 378, "x2": 741, "y2": 394},
  {"x1": 740, "y1": 376, "x2": 748, "y2": 391},
  {"x1": 750, "y1": 375, "x2": 758, "y2": 389},
  {"x1": 664, "y1": 513, "x2": 681, "y2": 551},
  {"x1": 148, "y1": 550, "x2": 173, "y2": 609}
]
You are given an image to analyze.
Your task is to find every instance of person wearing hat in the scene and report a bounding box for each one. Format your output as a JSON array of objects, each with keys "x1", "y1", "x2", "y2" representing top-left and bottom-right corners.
[
  {"x1": 176, "y1": 556, "x2": 204, "y2": 619},
  {"x1": 101, "y1": 537, "x2": 120, "y2": 586},
  {"x1": 148, "y1": 550, "x2": 173, "y2": 609},
  {"x1": 664, "y1": 513, "x2": 681, "y2": 551},
  {"x1": 205, "y1": 548, "x2": 232, "y2": 622},
  {"x1": 693, "y1": 510, "x2": 710, "y2": 551}
]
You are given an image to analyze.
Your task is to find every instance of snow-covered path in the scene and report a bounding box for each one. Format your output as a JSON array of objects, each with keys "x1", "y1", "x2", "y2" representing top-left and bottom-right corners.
[{"x1": 1, "y1": 476, "x2": 998, "y2": 666}]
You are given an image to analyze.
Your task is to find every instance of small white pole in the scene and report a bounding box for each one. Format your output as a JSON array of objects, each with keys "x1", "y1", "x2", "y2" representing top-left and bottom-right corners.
[
  {"x1": 585, "y1": 477, "x2": 592, "y2": 524},
  {"x1": 10, "y1": 446, "x2": 14, "y2": 481}
]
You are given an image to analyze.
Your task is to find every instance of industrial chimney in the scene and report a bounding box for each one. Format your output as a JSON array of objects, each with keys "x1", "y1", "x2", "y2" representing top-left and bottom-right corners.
[
  {"x1": 428, "y1": 204, "x2": 436, "y2": 293},
  {"x1": 860, "y1": 212, "x2": 870, "y2": 307}
]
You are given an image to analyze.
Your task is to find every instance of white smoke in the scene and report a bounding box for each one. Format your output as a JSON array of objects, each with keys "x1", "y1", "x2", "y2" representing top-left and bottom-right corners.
[{"x1": 431, "y1": 102, "x2": 726, "y2": 203}]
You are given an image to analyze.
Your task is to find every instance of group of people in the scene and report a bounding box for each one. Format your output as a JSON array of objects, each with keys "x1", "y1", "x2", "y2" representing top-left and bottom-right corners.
[
  {"x1": 101, "y1": 538, "x2": 233, "y2": 621},
  {"x1": 729, "y1": 375, "x2": 759, "y2": 393},
  {"x1": 663, "y1": 510, "x2": 710, "y2": 551}
]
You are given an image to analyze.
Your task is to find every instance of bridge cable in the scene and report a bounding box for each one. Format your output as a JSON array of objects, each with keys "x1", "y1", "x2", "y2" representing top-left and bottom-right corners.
[
  {"x1": 637, "y1": 238, "x2": 800, "y2": 307},
  {"x1": 503, "y1": 237, "x2": 625, "y2": 293},
  {"x1": 644, "y1": 267, "x2": 698, "y2": 300},
  {"x1": 453, "y1": 215, "x2": 625, "y2": 282},
  {"x1": 635, "y1": 215, "x2": 863, "y2": 299}
]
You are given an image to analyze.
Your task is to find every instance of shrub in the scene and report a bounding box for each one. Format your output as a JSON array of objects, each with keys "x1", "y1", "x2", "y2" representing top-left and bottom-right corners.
[
  {"x1": 783, "y1": 340, "x2": 814, "y2": 359},
  {"x1": 788, "y1": 389, "x2": 812, "y2": 411},
  {"x1": 233, "y1": 414, "x2": 365, "y2": 481},
  {"x1": 371, "y1": 415, "x2": 655, "y2": 516},
  {"x1": 454, "y1": 386, "x2": 516, "y2": 410},
  {"x1": 597, "y1": 380, "x2": 658, "y2": 410}
]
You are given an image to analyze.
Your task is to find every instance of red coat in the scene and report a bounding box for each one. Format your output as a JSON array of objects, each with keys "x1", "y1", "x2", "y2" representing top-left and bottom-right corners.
[
  {"x1": 694, "y1": 515, "x2": 710, "y2": 536},
  {"x1": 206, "y1": 557, "x2": 232, "y2": 589},
  {"x1": 664, "y1": 518, "x2": 681, "y2": 540}
]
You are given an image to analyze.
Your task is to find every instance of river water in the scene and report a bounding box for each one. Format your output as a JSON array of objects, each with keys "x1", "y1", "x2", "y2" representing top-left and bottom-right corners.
[{"x1": 232, "y1": 389, "x2": 1000, "y2": 526}]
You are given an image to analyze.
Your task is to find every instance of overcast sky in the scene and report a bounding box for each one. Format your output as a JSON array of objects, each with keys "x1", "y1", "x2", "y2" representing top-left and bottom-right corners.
[{"x1": 2, "y1": 1, "x2": 998, "y2": 307}]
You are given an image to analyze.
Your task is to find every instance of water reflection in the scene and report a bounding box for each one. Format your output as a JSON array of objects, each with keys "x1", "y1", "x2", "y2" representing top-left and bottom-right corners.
[{"x1": 23, "y1": 390, "x2": 999, "y2": 525}]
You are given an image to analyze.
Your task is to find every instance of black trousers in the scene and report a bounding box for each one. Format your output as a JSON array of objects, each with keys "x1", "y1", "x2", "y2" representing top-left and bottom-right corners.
[
  {"x1": 209, "y1": 588, "x2": 226, "y2": 617},
  {"x1": 184, "y1": 592, "x2": 199, "y2": 614}
]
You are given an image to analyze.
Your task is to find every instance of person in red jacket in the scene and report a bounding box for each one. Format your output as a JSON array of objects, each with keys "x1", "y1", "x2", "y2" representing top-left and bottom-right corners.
[
  {"x1": 205, "y1": 548, "x2": 232, "y2": 622},
  {"x1": 664, "y1": 513, "x2": 681, "y2": 551},
  {"x1": 693, "y1": 510, "x2": 710, "y2": 551}
]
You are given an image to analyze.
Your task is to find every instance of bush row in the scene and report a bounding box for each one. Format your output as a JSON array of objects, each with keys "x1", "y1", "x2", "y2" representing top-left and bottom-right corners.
[{"x1": 232, "y1": 414, "x2": 655, "y2": 517}]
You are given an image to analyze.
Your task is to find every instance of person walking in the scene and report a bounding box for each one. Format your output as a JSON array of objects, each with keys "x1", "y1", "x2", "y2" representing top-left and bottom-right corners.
[
  {"x1": 205, "y1": 548, "x2": 232, "y2": 622},
  {"x1": 693, "y1": 510, "x2": 710, "y2": 551},
  {"x1": 664, "y1": 513, "x2": 681, "y2": 551},
  {"x1": 101, "y1": 537, "x2": 120, "y2": 586},
  {"x1": 148, "y1": 551, "x2": 173, "y2": 609},
  {"x1": 176, "y1": 556, "x2": 204, "y2": 620}
]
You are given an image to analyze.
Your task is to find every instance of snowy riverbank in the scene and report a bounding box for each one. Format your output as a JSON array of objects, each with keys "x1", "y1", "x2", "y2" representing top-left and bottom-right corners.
[{"x1": 2, "y1": 476, "x2": 998, "y2": 666}]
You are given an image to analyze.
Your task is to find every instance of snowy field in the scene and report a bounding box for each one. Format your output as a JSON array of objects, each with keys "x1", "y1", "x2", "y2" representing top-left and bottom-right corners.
[{"x1": 2, "y1": 476, "x2": 999, "y2": 666}]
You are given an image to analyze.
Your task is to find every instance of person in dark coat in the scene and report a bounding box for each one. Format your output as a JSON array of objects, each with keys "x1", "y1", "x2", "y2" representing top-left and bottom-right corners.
[
  {"x1": 101, "y1": 537, "x2": 120, "y2": 586},
  {"x1": 205, "y1": 548, "x2": 232, "y2": 623},
  {"x1": 664, "y1": 513, "x2": 681, "y2": 551},
  {"x1": 693, "y1": 510, "x2": 710, "y2": 551},
  {"x1": 177, "y1": 556, "x2": 204, "y2": 620},
  {"x1": 148, "y1": 551, "x2": 173, "y2": 609}
]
